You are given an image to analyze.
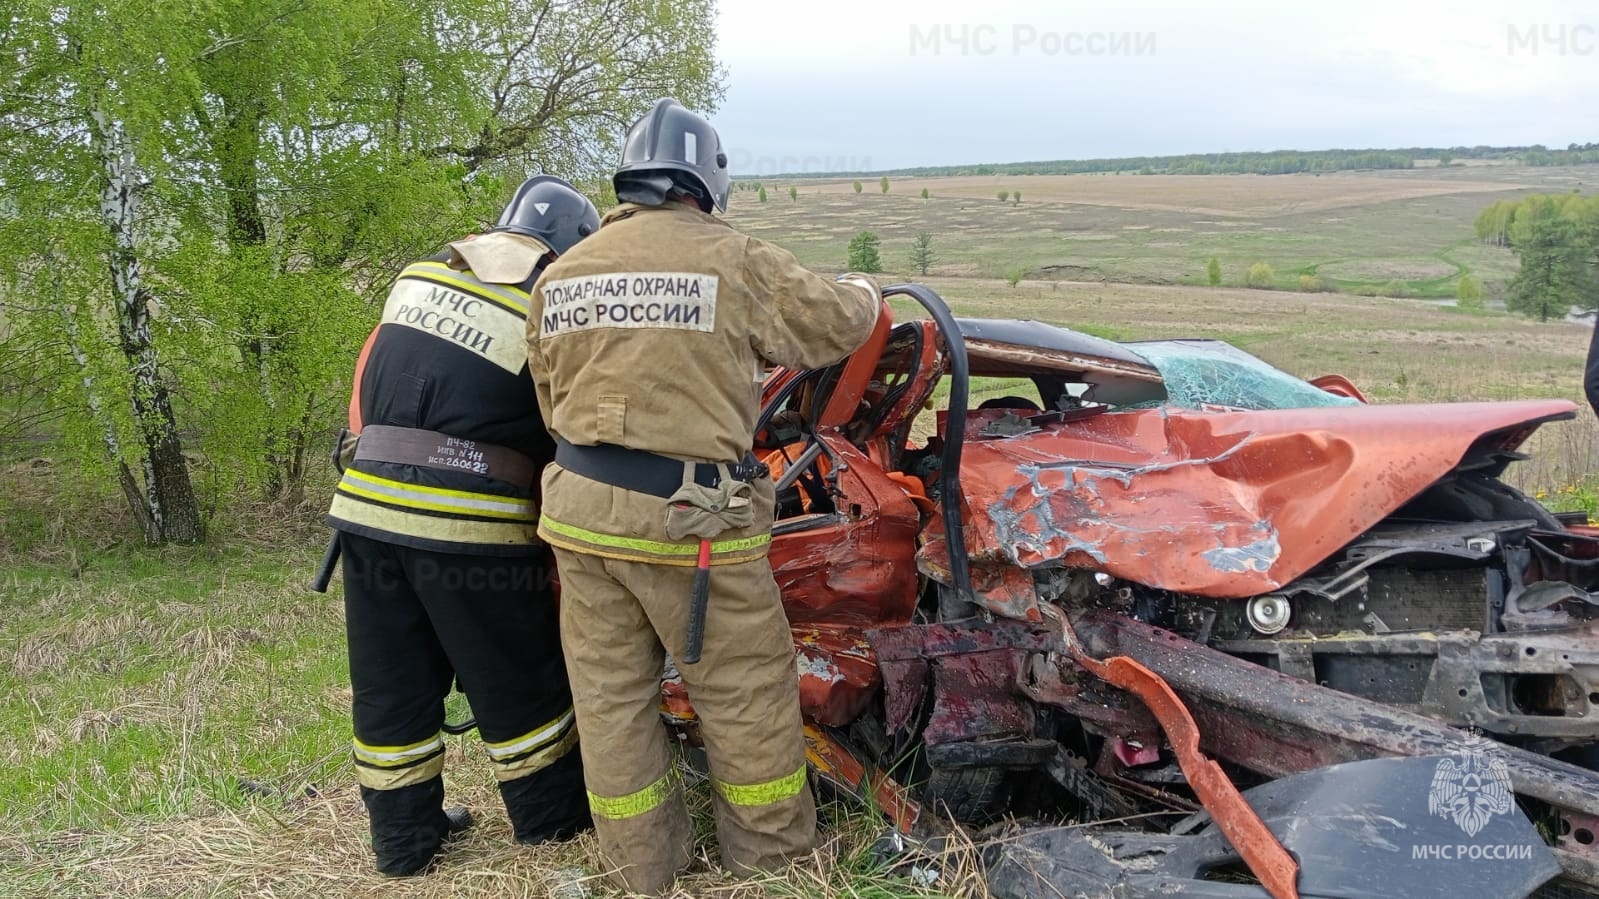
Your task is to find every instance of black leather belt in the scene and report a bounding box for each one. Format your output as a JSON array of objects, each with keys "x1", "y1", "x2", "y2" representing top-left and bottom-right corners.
[
  {"x1": 554, "y1": 438, "x2": 768, "y2": 499},
  {"x1": 354, "y1": 425, "x2": 538, "y2": 486}
]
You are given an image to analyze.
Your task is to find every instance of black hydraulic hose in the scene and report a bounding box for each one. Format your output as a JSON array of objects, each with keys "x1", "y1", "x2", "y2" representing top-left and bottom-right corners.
[{"x1": 881, "y1": 283, "x2": 972, "y2": 600}]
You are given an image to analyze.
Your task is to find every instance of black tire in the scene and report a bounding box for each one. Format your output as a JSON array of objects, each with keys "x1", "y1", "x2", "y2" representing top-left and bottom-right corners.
[{"x1": 920, "y1": 762, "x2": 1010, "y2": 824}]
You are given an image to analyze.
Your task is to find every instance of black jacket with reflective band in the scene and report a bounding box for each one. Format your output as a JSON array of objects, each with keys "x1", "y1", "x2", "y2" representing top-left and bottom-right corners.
[{"x1": 328, "y1": 249, "x2": 552, "y2": 556}]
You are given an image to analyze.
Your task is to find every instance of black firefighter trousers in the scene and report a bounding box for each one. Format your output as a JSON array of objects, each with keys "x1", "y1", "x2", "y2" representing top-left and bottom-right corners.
[{"x1": 338, "y1": 531, "x2": 590, "y2": 875}]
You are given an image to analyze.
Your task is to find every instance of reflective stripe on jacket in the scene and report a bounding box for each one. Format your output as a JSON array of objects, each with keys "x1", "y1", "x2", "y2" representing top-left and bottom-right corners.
[
  {"x1": 329, "y1": 242, "x2": 554, "y2": 556},
  {"x1": 526, "y1": 202, "x2": 880, "y2": 564}
]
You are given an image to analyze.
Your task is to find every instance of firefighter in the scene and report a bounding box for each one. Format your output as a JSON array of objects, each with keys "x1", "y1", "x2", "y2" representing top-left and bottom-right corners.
[
  {"x1": 1586, "y1": 317, "x2": 1599, "y2": 418},
  {"x1": 525, "y1": 98, "x2": 883, "y2": 894},
  {"x1": 324, "y1": 174, "x2": 600, "y2": 877}
]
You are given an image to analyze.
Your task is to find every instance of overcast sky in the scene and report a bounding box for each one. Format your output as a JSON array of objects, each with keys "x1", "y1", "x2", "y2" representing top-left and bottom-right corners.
[{"x1": 709, "y1": 0, "x2": 1598, "y2": 175}]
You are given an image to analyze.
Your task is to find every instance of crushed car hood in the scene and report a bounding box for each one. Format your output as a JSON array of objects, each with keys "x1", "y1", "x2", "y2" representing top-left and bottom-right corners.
[{"x1": 931, "y1": 399, "x2": 1576, "y2": 598}]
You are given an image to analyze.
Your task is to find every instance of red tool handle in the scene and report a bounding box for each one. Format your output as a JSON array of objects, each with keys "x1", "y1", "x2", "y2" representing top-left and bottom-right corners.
[{"x1": 682, "y1": 538, "x2": 712, "y2": 664}]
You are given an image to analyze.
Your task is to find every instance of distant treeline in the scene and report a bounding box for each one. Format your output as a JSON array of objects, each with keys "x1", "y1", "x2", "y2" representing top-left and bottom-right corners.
[
  {"x1": 888, "y1": 149, "x2": 1416, "y2": 177},
  {"x1": 749, "y1": 143, "x2": 1599, "y2": 180}
]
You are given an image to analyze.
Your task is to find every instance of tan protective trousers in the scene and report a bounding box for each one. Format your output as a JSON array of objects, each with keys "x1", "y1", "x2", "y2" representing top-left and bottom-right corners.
[{"x1": 553, "y1": 548, "x2": 818, "y2": 895}]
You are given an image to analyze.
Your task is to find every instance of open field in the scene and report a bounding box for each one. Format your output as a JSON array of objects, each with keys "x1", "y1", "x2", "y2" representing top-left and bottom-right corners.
[
  {"x1": 724, "y1": 165, "x2": 1596, "y2": 297},
  {"x1": 6, "y1": 163, "x2": 1599, "y2": 897},
  {"x1": 6, "y1": 269, "x2": 1599, "y2": 896},
  {"x1": 775, "y1": 172, "x2": 1526, "y2": 217}
]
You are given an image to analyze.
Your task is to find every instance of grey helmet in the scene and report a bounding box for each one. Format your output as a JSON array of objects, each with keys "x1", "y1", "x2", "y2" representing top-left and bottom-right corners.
[
  {"x1": 492, "y1": 174, "x2": 601, "y2": 255},
  {"x1": 613, "y1": 98, "x2": 730, "y2": 213}
]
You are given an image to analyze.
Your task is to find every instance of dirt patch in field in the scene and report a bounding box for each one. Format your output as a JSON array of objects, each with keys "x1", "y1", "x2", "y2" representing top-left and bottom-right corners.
[
  {"x1": 788, "y1": 173, "x2": 1529, "y2": 218},
  {"x1": 1317, "y1": 259, "x2": 1462, "y2": 282}
]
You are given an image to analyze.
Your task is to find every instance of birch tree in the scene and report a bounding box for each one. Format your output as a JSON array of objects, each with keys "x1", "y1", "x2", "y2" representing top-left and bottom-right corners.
[{"x1": 0, "y1": 0, "x2": 724, "y2": 541}]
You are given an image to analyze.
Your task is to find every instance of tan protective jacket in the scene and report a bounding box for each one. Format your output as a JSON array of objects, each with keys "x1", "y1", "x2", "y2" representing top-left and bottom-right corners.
[{"x1": 526, "y1": 200, "x2": 880, "y2": 565}]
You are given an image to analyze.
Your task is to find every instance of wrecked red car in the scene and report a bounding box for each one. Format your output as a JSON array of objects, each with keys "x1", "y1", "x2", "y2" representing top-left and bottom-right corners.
[{"x1": 660, "y1": 283, "x2": 1599, "y2": 898}]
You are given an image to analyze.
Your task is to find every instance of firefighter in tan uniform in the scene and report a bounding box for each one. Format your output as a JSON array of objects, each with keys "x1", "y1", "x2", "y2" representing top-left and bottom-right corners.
[{"x1": 526, "y1": 99, "x2": 882, "y2": 894}]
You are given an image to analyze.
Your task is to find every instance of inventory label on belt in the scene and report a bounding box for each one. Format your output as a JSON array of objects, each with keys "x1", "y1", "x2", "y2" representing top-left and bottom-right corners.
[
  {"x1": 427, "y1": 436, "x2": 490, "y2": 475},
  {"x1": 538, "y1": 273, "x2": 718, "y2": 338}
]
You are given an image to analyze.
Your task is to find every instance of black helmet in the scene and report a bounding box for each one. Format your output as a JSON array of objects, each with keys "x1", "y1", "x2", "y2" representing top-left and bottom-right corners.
[
  {"x1": 492, "y1": 174, "x2": 601, "y2": 255},
  {"x1": 613, "y1": 98, "x2": 730, "y2": 213}
]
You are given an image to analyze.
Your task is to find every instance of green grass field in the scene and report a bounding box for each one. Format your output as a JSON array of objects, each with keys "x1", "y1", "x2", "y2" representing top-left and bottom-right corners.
[
  {"x1": 5, "y1": 163, "x2": 1599, "y2": 897},
  {"x1": 725, "y1": 164, "x2": 1596, "y2": 298}
]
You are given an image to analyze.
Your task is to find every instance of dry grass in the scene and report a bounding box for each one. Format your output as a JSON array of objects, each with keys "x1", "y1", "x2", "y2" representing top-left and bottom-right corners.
[
  {"x1": 0, "y1": 470, "x2": 989, "y2": 899},
  {"x1": 0, "y1": 752, "x2": 991, "y2": 899}
]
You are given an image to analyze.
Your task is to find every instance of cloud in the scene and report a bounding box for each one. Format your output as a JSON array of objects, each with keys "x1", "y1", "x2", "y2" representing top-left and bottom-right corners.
[{"x1": 709, "y1": 0, "x2": 1598, "y2": 172}]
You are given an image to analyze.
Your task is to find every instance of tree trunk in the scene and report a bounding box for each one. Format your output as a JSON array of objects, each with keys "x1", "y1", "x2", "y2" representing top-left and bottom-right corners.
[
  {"x1": 90, "y1": 102, "x2": 205, "y2": 545},
  {"x1": 218, "y1": 93, "x2": 292, "y2": 500},
  {"x1": 56, "y1": 276, "x2": 157, "y2": 543}
]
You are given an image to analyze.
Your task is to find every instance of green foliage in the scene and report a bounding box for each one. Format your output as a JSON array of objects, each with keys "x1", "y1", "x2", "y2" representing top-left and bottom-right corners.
[
  {"x1": 853, "y1": 180, "x2": 862, "y2": 194},
  {"x1": 1437, "y1": 152, "x2": 1454, "y2": 165},
  {"x1": 909, "y1": 231, "x2": 936, "y2": 276},
  {"x1": 1524, "y1": 143, "x2": 1599, "y2": 166},
  {"x1": 1207, "y1": 257, "x2": 1222, "y2": 286},
  {"x1": 1012, "y1": 190, "x2": 1022, "y2": 204},
  {"x1": 789, "y1": 185, "x2": 798, "y2": 203},
  {"x1": 919, "y1": 187, "x2": 929, "y2": 201},
  {"x1": 1456, "y1": 275, "x2": 1484, "y2": 309},
  {"x1": 758, "y1": 185, "x2": 767, "y2": 203},
  {"x1": 1475, "y1": 200, "x2": 1517, "y2": 246},
  {"x1": 1298, "y1": 274, "x2": 1324, "y2": 292},
  {"x1": 880, "y1": 175, "x2": 889, "y2": 194},
  {"x1": 1245, "y1": 262, "x2": 1275, "y2": 289},
  {"x1": 1005, "y1": 268, "x2": 1025, "y2": 287},
  {"x1": 997, "y1": 190, "x2": 1010, "y2": 203},
  {"x1": 0, "y1": 0, "x2": 727, "y2": 539},
  {"x1": 1506, "y1": 195, "x2": 1596, "y2": 321},
  {"x1": 847, "y1": 231, "x2": 882, "y2": 273}
]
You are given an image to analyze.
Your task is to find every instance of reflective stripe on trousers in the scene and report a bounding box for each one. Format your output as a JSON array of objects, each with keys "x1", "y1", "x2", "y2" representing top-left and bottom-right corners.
[
  {"x1": 353, "y1": 731, "x2": 446, "y2": 790},
  {"x1": 553, "y1": 547, "x2": 816, "y2": 895},
  {"x1": 483, "y1": 706, "x2": 581, "y2": 782}
]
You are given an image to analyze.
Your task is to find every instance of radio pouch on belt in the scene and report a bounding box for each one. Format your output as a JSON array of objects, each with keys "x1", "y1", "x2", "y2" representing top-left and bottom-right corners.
[
  {"x1": 332, "y1": 428, "x2": 359, "y2": 474},
  {"x1": 663, "y1": 462, "x2": 755, "y2": 541}
]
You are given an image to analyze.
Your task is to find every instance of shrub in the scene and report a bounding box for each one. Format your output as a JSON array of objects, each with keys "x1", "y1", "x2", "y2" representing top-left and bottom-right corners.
[
  {"x1": 1206, "y1": 257, "x2": 1221, "y2": 286},
  {"x1": 1245, "y1": 262, "x2": 1275, "y2": 289},
  {"x1": 1298, "y1": 274, "x2": 1324, "y2": 292},
  {"x1": 1456, "y1": 274, "x2": 1484, "y2": 309},
  {"x1": 997, "y1": 190, "x2": 1010, "y2": 203},
  {"x1": 847, "y1": 230, "x2": 882, "y2": 273}
]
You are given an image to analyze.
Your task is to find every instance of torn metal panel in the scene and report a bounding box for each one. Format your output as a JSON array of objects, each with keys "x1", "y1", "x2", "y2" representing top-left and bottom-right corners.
[
  {"x1": 1026, "y1": 606, "x2": 1301, "y2": 899},
  {"x1": 939, "y1": 400, "x2": 1576, "y2": 597},
  {"x1": 984, "y1": 757, "x2": 1561, "y2": 899},
  {"x1": 867, "y1": 618, "x2": 1055, "y2": 735},
  {"x1": 793, "y1": 625, "x2": 880, "y2": 727},
  {"x1": 1069, "y1": 609, "x2": 1599, "y2": 868},
  {"x1": 770, "y1": 435, "x2": 922, "y2": 629},
  {"x1": 803, "y1": 724, "x2": 920, "y2": 834}
]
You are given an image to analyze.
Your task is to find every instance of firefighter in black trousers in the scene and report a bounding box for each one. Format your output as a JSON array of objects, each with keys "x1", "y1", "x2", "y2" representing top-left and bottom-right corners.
[{"x1": 324, "y1": 175, "x2": 600, "y2": 877}]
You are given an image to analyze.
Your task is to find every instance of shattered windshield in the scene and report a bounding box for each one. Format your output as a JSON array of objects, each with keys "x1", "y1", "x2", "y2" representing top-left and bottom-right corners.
[{"x1": 1123, "y1": 339, "x2": 1362, "y2": 411}]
